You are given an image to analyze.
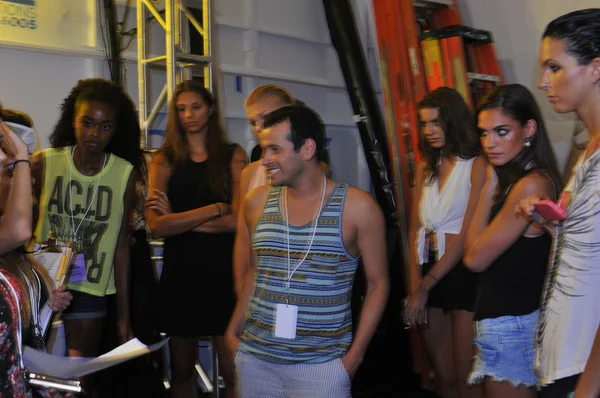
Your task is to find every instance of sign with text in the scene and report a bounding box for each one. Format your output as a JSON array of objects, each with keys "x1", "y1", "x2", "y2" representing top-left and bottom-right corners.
[{"x1": 0, "y1": 0, "x2": 96, "y2": 51}]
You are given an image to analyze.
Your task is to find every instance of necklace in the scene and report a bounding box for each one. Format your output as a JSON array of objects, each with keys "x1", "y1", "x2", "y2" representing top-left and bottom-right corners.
[
  {"x1": 69, "y1": 145, "x2": 107, "y2": 246},
  {"x1": 284, "y1": 173, "x2": 327, "y2": 291},
  {"x1": 502, "y1": 159, "x2": 535, "y2": 197}
]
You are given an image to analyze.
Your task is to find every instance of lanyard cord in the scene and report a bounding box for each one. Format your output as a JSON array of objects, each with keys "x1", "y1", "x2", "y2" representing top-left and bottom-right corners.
[
  {"x1": 285, "y1": 173, "x2": 327, "y2": 291},
  {"x1": 69, "y1": 145, "x2": 107, "y2": 244},
  {"x1": 22, "y1": 269, "x2": 40, "y2": 332}
]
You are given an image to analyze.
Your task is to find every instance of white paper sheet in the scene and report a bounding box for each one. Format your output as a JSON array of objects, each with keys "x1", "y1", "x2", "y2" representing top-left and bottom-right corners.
[
  {"x1": 32, "y1": 251, "x2": 63, "y2": 287},
  {"x1": 23, "y1": 338, "x2": 168, "y2": 378}
]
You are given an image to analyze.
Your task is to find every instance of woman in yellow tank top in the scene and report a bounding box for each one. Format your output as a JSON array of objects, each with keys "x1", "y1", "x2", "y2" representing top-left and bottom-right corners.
[{"x1": 31, "y1": 78, "x2": 146, "y2": 397}]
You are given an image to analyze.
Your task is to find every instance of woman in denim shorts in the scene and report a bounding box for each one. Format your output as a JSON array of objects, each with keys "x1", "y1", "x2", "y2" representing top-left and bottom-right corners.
[{"x1": 464, "y1": 84, "x2": 562, "y2": 397}]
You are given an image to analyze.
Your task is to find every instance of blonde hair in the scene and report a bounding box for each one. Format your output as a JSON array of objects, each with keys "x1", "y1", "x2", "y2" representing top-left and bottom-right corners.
[{"x1": 245, "y1": 84, "x2": 295, "y2": 108}]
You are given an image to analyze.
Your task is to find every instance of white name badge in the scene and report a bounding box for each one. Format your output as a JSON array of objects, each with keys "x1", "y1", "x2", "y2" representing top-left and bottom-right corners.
[{"x1": 274, "y1": 304, "x2": 298, "y2": 339}]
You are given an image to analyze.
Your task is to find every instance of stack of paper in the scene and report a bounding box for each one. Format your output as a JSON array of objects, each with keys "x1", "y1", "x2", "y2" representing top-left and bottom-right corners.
[
  {"x1": 32, "y1": 251, "x2": 63, "y2": 288},
  {"x1": 23, "y1": 338, "x2": 168, "y2": 378}
]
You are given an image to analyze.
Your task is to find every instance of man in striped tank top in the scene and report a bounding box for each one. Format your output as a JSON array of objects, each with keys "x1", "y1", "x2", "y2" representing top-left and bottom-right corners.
[{"x1": 226, "y1": 105, "x2": 389, "y2": 397}]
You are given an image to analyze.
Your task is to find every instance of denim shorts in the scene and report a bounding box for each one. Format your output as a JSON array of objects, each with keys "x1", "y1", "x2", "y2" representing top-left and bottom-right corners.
[
  {"x1": 468, "y1": 310, "x2": 539, "y2": 388},
  {"x1": 62, "y1": 290, "x2": 108, "y2": 320}
]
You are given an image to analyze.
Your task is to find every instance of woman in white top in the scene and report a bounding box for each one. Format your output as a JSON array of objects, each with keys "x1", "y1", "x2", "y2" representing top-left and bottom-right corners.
[
  {"x1": 518, "y1": 8, "x2": 600, "y2": 398},
  {"x1": 404, "y1": 87, "x2": 485, "y2": 398}
]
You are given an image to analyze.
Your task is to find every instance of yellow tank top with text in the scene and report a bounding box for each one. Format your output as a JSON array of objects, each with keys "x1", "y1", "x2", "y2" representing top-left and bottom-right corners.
[{"x1": 34, "y1": 147, "x2": 133, "y2": 296}]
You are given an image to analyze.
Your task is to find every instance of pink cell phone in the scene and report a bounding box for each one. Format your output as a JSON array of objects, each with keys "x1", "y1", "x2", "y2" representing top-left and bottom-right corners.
[{"x1": 534, "y1": 200, "x2": 567, "y2": 222}]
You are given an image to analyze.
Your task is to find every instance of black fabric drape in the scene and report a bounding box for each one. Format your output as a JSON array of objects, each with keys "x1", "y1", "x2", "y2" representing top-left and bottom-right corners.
[
  {"x1": 323, "y1": 0, "x2": 419, "y2": 395},
  {"x1": 103, "y1": 0, "x2": 122, "y2": 86},
  {"x1": 322, "y1": 1, "x2": 397, "y2": 227}
]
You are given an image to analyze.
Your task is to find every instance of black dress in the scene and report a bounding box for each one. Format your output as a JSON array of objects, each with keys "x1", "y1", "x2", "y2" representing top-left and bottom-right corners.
[{"x1": 158, "y1": 150, "x2": 236, "y2": 337}]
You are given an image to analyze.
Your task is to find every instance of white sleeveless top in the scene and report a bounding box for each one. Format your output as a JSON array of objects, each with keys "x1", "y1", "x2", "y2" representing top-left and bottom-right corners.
[
  {"x1": 416, "y1": 157, "x2": 475, "y2": 264},
  {"x1": 536, "y1": 150, "x2": 600, "y2": 385}
]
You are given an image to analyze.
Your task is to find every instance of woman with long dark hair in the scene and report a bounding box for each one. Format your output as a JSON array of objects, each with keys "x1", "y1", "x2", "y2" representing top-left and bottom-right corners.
[
  {"x1": 404, "y1": 87, "x2": 485, "y2": 398},
  {"x1": 464, "y1": 84, "x2": 561, "y2": 398},
  {"x1": 146, "y1": 80, "x2": 247, "y2": 398},
  {"x1": 518, "y1": 8, "x2": 600, "y2": 398},
  {"x1": 31, "y1": 78, "x2": 142, "y2": 396}
]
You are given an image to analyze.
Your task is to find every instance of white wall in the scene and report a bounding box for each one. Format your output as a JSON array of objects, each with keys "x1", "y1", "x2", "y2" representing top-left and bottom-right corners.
[
  {"x1": 215, "y1": 0, "x2": 373, "y2": 189},
  {"x1": 2, "y1": 0, "x2": 595, "y2": 177},
  {"x1": 0, "y1": 0, "x2": 155, "y2": 148},
  {"x1": 456, "y1": 0, "x2": 598, "y2": 171},
  {"x1": 0, "y1": 0, "x2": 374, "y2": 189},
  {"x1": 0, "y1": 49, "x2": 98, "y2": 148}
]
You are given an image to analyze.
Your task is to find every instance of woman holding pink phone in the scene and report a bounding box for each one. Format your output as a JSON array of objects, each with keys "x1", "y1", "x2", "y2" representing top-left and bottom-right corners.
[
  {"x1": 518, "y1": 8, "x2": 600, "y2": 398},
  {"x1": 530, "y1": 200, "x2": 567, "y2": 223},
  {"x1": 464, "y1": 84, "x2": 561, "y2": 398}
]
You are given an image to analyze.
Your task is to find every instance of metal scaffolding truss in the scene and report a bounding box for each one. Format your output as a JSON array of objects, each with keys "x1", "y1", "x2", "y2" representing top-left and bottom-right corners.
[
  {"x1": 137, "y1": 0, "x2": 213, "y2": 149},
  {"x1": 136, "y1": 2, "x2": 221, "y2": 395}
]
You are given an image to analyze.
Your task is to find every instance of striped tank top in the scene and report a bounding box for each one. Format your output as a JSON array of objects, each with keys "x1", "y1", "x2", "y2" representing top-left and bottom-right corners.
[{"x1": 239, "y1": 182, "x2": 359, "y2": 364}]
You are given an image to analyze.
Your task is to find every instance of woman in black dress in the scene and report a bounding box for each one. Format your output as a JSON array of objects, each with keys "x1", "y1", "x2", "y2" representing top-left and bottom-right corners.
[{"x1": 147, "y1": 80, "x2": 247, "y2": 398}]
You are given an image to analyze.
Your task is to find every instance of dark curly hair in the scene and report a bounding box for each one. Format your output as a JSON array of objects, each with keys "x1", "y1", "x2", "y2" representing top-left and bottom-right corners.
[
  {"x1": 417, "y1": 87, "x2": 481, "y2": 183},
  {"x1": 161, "y1": 80, "x2": 234, "y2": 200},
  {"x1": 49, "y1": 78, "x2": 146, "y2": 180}
]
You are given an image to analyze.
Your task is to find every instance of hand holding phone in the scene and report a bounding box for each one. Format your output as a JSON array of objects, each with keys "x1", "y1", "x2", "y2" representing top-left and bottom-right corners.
[{"x1": 533, "y1": 199, "x2": 567, "y2": 222}]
